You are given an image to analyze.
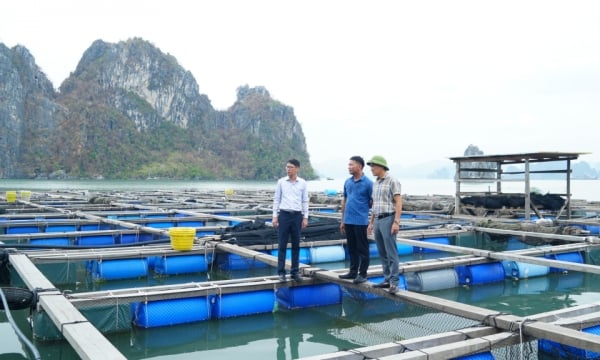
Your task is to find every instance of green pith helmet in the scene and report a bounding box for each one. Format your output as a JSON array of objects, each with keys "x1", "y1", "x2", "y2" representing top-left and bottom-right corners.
[{"x1": 367, "y1": 155, "x2": 389, "y2": 171}]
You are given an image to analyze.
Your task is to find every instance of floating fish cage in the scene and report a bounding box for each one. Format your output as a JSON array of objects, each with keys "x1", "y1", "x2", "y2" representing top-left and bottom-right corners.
[{"x1": 3, "y1": 189, "x2": 600, "y2": 360}]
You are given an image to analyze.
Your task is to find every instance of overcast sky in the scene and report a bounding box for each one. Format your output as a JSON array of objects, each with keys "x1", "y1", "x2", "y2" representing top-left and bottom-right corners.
[{"x1": 2, "y1": 0, "x2": 599, "y2": 174}]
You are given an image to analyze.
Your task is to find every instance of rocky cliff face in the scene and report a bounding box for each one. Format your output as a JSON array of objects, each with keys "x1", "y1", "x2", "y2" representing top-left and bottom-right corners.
[
  {"x1": 0, "y1": 44, "x2": 65, "y2": 178},
  {"x1": 0, "y1": 38, "x2": 315, "y2": 180}
]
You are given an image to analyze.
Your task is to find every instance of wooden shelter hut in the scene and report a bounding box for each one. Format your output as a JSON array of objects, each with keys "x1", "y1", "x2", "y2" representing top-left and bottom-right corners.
[{"x1": 449, "y1": 151, "x2": 588, "y2": 220}]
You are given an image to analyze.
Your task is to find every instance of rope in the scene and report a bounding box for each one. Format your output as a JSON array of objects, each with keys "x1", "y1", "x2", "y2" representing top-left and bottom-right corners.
[
  {"x1": 481, "y1": 311, "x2": 508, "y2": 328},
  {"x1": 507, "y1": 317, "x2": 536, "y2": 360}
]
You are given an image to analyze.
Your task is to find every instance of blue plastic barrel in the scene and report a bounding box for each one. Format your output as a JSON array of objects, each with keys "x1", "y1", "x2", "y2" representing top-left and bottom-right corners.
[
  {"x1": 30, "y1": 237, "x2": 70, "y2": 247},
  {"x1": 146, "y1": 222, "x2": 174, "y2": 229},
  {"x1": 7, "y1": 226, "x2": 39, "y2": 234},
  {"x1": 548, "y1": 252, "x2": 584, "y2": 273},
  {"x1": 270, "y1": 248, "x2": 310, "y2": 265},
  {"x1": 276, "y1": 283, "x2": 342, "y2": 309},
  {"x1": 406, "y1": 268, "x2": 458, "y2": 292},
  {"x1": 154, "y1": 255, "x2": 209, "y2": 275},
  {"x1": 539, "y1": 324, "x2": 600, "y2": 359},
  {"x1": 412, "y1": 236, "x2": 450, "y2": 253},
  {"x1": 502, "y1": 260, "x2": 549, "y2": 279},
  {"x1": 217, "y1": 252, "x2": 269, "y2": 270},
  {"x1": 80, "y1": 223, "x2": 112, "y2": 231},
  {"x1": 46, "y1": 225, "x2": 76, "y2": 232},
  {"x1": 368, "y1": 242, "x2": 379, "y2": 257},
  {"x1": 76, "y1": 235, "x2": 114, "y2": 246},
  {"x1": 585, "y1": 225, "x2": 600, "y2": 234},
  {"x1": 91, "y1": 259, "x2": 148, "y2": 281},
  {"x1": 132, "y1": 296, "x2": 211, "y2": 328},
  {"x1": 456, "y1": 262, "x2": 505, "y2": 285},
  {"x1": 308, "y1": 245, "x2": 345, "y2": 263},
  {"x1": 452, "y1": 352, "x2": 495, "y2": 360},
  {"x1": 324, "y1": 189, "x2": 338, "y2": 196},
  {"x1": 146, "y1": 256, "x2": 159, "y2": 269},
  {"x1": 119, "y1": 233, "x2": 140, "y2": 244},
  {"x1": 396, "y1": 242, "x2": 413, "y2": 255},
  {"x1": 211, "y1": 290, "x2": 274, "y2": 319}
]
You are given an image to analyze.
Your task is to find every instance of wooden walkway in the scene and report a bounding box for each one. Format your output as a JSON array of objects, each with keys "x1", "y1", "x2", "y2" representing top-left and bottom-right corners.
[{"x1": 9, "y1": 254, "x2": 126, "y2": 360}]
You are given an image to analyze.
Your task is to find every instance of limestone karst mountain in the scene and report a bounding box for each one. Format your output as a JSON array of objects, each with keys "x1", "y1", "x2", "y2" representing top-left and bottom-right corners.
[{"x1": 0, "y1": 38, "x2": 315, "y2": 180}]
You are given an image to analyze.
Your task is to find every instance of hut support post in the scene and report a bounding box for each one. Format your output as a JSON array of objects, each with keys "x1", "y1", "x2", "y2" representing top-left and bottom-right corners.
[
  {"x1": 524, "y1": 160, "x2": 531, "y2": 221},
  {"x1": 454, "y1": 161, "x2": 461, "y2": 216},
  {"x1": 567, "y1": 159, "x2": 572, "y2": 219}
]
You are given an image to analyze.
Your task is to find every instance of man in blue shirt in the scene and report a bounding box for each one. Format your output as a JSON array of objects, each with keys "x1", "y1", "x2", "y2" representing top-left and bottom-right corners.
[
  {"x1": 272, "y1": 159, "x2": 309, "y2": 282},
  {"x1": 339, "y1": 156, "x2": 373, "y2": 284}
]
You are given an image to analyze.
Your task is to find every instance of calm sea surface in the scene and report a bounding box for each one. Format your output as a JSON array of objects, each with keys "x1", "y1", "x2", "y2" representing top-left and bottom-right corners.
[
  {"x1": 1, "y1": 178, "x2": 598, "y2": 201},
  {"x1": 1, "y1": 178, "x2": 600, "y2": 359}
]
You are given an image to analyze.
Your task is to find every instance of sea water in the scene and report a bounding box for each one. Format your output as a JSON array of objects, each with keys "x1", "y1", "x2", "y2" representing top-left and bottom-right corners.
[{"x1": 0, "y1": 178, "x2": 598, "y2": 200}]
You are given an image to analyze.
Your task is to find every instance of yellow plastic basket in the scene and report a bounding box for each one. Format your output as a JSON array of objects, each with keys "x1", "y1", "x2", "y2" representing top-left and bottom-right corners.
[
  {"x1": 5, "y1": 191, "x2": 17, "y2": 203},
  {"x1": 168, "y1": 227, "x2": 196, "y2": 251}
]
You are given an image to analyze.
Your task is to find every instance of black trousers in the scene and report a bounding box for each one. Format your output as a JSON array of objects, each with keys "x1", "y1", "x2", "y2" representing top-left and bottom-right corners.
[
  {"x1": 344, "y1": 224, "x2": 369, "y2": 277},
  {"x1": 277, "y1": 211, "x2": 302, "y2": 276}
]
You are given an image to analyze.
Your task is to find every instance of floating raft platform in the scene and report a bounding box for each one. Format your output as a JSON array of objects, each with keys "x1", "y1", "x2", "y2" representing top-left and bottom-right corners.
[{"x1": 2, "y1": 188, "x2": 600, "y2": 359}]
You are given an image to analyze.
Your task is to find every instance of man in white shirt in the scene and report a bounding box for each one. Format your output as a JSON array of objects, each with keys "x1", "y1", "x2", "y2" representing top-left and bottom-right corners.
[{"x1": 272, "y1": 159, "x2": 309, "y2": 281}]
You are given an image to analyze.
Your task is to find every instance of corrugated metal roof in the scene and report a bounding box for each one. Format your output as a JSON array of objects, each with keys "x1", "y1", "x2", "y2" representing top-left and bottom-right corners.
[{"x1": 449, "y1": 151, "x2": 589, "y2": 164}]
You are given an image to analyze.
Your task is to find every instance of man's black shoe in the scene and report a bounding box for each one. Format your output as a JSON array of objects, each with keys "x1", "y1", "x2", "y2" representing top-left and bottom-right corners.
[
  {"x1": 338, "y1": 272, "x2": 357, "y2": 280},
  {"x1": 372, "y1": 281, "x2": 390, "y2": 288}
]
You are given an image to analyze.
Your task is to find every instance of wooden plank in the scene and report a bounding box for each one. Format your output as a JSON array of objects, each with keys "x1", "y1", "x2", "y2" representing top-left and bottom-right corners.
[
  {"x1": 396, "y1": 237, "x2": 600, "y2": 274},
  {"x1": 25, "y1": 243, "x2": 218, "y2": 263},
  {"x1": 474, "y1": 226, "x2": 594, "y2": 243},
  {"x1": 9, "y1": 254, "x2": 56, "y2": 290},
  {"x1": 299, "y1": 327, "x2": 501, "y2": 360},
  {"x1": 9, "y1": 254, "x2": 126, "y2": 360},
  {"x1": 379, "y1": 332, "x2": 519, "y2": 360}
]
